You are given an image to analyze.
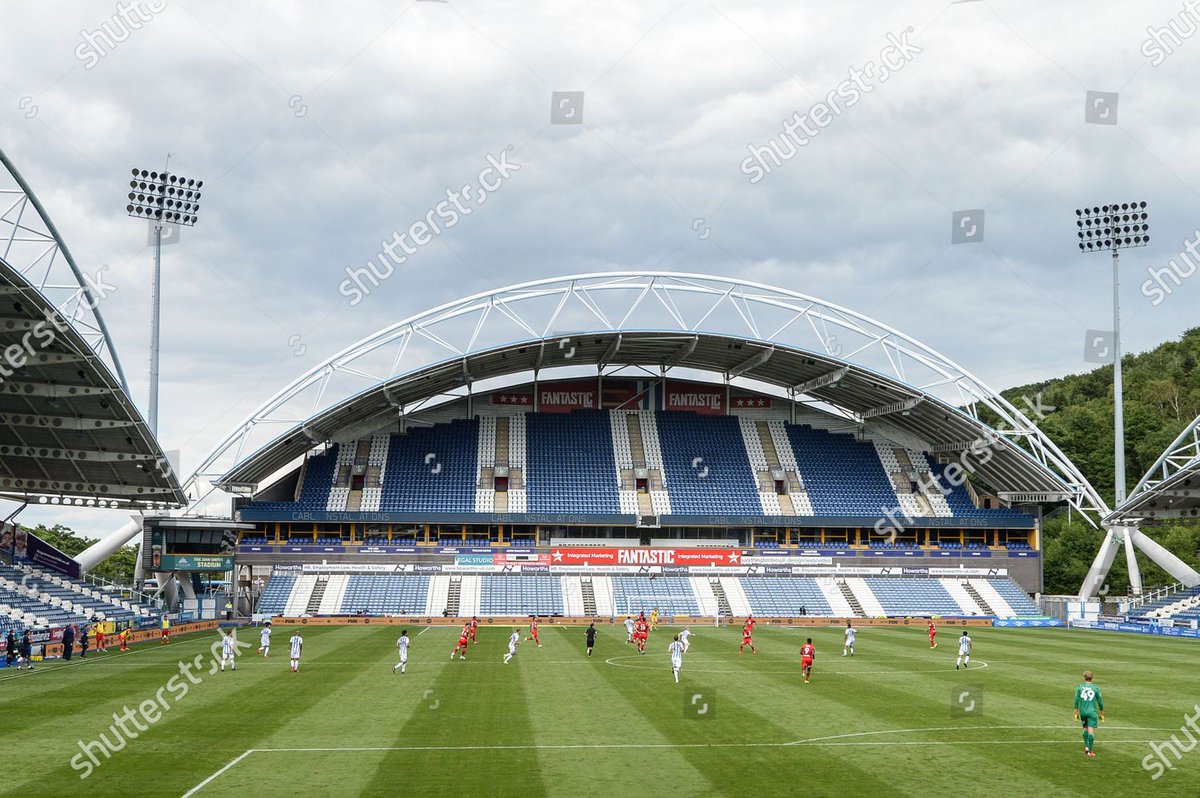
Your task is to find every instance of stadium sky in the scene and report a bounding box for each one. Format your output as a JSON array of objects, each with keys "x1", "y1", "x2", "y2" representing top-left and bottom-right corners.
[{"x1": 2, "y1": 0, "x2": 1198, "y2": 535}]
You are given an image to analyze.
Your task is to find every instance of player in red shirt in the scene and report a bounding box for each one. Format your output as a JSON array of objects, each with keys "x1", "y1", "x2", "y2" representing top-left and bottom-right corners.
[
  {"x1": 739, "y1": 621, "x2": 756, "y2": 654},
  {"x1": 94, "y1": 627, "x2": 105, "y2": 652},
  {"x1": 118, "y1": 627, "x2": 130, "y2": 651},
  {"x1": 745, "y1": 615, "x2": 756, "y2": 631},
  {"x1": 800, "y1": 638, "x2": 815, "y2": 684},
  {"x1": 928, "y1": 621, "x2": 938, "y2": 649},
  {"x1": 634, "y1": 619, "x2": 648, "y2": 654},
  {"x1": 526, "y1": 617, "x2": 542, "y2": 647},
  {"x1": 469, "y1": 617, "x2": 479, "y2": 644},
  {"x1": 451, "y1": 623, "x2": 470, "y2": 660}
]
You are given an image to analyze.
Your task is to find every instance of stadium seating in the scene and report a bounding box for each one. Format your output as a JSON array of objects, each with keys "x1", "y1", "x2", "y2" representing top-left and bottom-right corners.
[
  {"x1": 655, "y1": 412, "x2": 761, "y2": 515},
  {"x1": 339, "y1": 575, "x2": 430, "y2": 615},
  {"x1": 1131, "y1": 585, "x2": 1200, "y2": 618},
  {"x1": 0, "y1": 564, "x2": 155, "y2": 627},
  {"x1": 609, "y1": 576, "x2": 699, "y2": 616},
  {"x1": 380, "y1": 418, "x2": 479, "y2": 511},
  {"x1": 479, "y1": 576, "x2": 563, "y2": 615},
  {"x1": 257, "y1": 573, "x2": 298, "y2": 616},
  {"x1": 738, "y1": 577, "x2": 832, "y2": 616},
  {"x1": 862, "y1": 578, "x2": 962, "y2": 616},
  {"x1": 784, "y1": 425, "x2": 899, "y2": 516},
  {"x1": 986, "y1": 579, "x2": 1039, "y2": 615},
  {"x1": 526, "y1": 410, "x2": 621, "y2": 514}
]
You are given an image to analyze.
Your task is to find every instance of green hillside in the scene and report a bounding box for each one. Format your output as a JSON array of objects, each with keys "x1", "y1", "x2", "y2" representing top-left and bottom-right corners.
[{"x1": 998, "y1": 327, "x2": 1200, "y2": 595}]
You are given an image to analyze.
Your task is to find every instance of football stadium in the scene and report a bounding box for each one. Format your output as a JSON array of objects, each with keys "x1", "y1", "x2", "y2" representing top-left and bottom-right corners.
[{"x1": 3, "y1": 5, "x2": 1200, "y2": 797}]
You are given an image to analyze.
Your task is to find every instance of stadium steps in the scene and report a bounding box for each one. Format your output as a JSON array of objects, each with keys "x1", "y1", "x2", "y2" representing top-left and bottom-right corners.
[
  {"x1": 427, "y1": 575, "x2": 451, "y2": 615},
  {"x1": 317, "y1": 575, "x2": 349, "y2": 614},
  {"x1": 940, "y1": 578, "x2": 987, "y2": 615},
  {"x1": 592, "y1": 576, "x2": 615, "y2": 616},
  {"x1": 689, "y1": 576, "x2": 720, "y2": 617},
  {"x1": 561, "y1": 577, "x2": 585, "y2": 615},
  {"x1": 458, "y1": 576, "x2": 481, "y2": 617},
  {"x1": 844, "y1": 577, "x2": 886, "y2": 617},
  {"x1": 961, "y1": 582, "x2": 996, "y2": 616},
  {"x1": 967, "y1": 579, "x2": 1013, "y2": 617},
  {"x1": 284, "y1": 575, "x2": 317, "y2": 616},
  {"x1": 718, "y1": 577, "x2": 753, "y2": 617},
  {"x1": 709, "y1": 579, "x2": 733, "y2": 620},
  {"x1": 580, "y1": 578, "x2": 597, "y2": 615},
  {"x1": 445, "y1": 577, "x2": 462, "y2": 616},
  {"x1": 305, "y1": 576, "x2": 328, "y2": 615},
  {"x1": 345, "y1": 491, "x2": 362, "y2": 511},
  {"x1": 625, "y1": 413, "x2": 647, "y2": 466},
  {"x1": 836, "y1": 580, "x2": 866, "y2": 617}
]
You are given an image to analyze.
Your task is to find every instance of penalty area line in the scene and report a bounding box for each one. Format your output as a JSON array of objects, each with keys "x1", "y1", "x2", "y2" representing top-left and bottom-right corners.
[{"x1": 181, "y1": 749, "x2": 256, "y2": 798}]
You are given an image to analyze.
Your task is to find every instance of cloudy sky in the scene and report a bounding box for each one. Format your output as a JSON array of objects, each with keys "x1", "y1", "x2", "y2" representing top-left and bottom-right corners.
[{"x1": 2, "y1": 0, "x2": 1198, "y2": 536}]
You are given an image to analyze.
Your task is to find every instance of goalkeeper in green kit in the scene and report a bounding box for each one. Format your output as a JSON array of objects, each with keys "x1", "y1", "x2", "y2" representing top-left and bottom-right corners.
[{"x1": 1073, "y1": 671, "x2": 1104, "y2": 758}]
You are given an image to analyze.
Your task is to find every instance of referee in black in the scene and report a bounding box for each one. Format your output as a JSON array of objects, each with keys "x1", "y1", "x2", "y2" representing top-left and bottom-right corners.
[{"x1": 585, "y1": 623, "x2": 597, "y2": 657}]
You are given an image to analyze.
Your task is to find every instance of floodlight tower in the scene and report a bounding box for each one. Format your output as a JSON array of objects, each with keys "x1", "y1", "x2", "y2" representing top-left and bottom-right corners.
[
  {"x1": 125, "y1": 164, "x2": 203, "y2": 435},
  {"x1": 1075, "y1": 201, "x2": 1149, "y2": 595}
]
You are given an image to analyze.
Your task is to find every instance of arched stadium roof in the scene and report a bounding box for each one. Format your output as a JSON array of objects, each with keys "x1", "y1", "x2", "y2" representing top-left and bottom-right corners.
[
  {"x1": 183, "y1": 273, "x2": 1106, "y2": 517},
  {"x1": 1107, "y1": 414, "x2": 1200, "y2": 524},
  {"x1": 0, "y1": 149, "x2": 184, "y2": 509}
]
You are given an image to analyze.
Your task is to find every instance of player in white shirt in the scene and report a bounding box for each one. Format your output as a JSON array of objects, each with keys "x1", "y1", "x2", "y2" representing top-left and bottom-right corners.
[
  {"x1": 843, "y1": 621, "x2": 856, "y2": 657},
  {"x1": 289, "y1": 633, "x2": 303, "y2": 672},
  {"x1": 624, "y1": 616, "x2": 635, "y2": 644},
  {"x1": 679, "y1": 627, "x2": 691, "y2": 653},
  {"x1": 502, "y1": 629, "x2": 521, "y2": 664},
  {"x1": 668, "y1": 635, "x2": 685, "y2": 683},
  {"x1": 392, "y1": 630, "x2": 410, "y2": 674},
  {"x1": 257, "y1": 622, "x2": 272, "y2": 658},
  {"x1": 955, "y1": 631, "x2": 972, "y2": 670},
  {"x1": 220, "y1": 630, "x2": 237, "y2": 671}
]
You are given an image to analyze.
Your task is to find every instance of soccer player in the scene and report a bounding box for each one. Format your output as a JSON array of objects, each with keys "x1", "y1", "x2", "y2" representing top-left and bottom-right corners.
[
  {"x1": 739, "y1": 619, "x2": 756, "y2": 654},
  {"x1": 843, "y1": 621, "x2": 855, "y2": 657},
  {"x1": 393, "y1": 629, "x2": 410, "y2": 674},
  {"x1": 585, "y1": 622, "x2": 597, "y2": 657},
  {"x1": 668, "y1": 634, "x2": 684, "y2": 684},
  {"x1": 650, "y1": 608, "x2": 659, "y2": 631},
  {"x1": 220, "y1": 630, "x2": 237, "y2": 672},
  {"x1": 469, "y1": 616, "x2": 479, "y2": 644},
  {"x1": 452, "y1": 623, "x2": 470, "y2": 660},
  {"x1": 503, "y1": 628, "x2": 521, "y2": 664},
  {"x1": 258, "y1": 621, "x2": 272, "y2": 657},
  {"x1": 634, "y1": 617, "x2": 648, "y2": 654},
  {"x1": 118, "y1": 626, "x2": 130, "y2": 652},
  {"x1": 800, "y1": 638, "x2": 815, "y2": 684},
  {"x1": 1074, "y1": 671, "x2": 1105, "y2": 758},
  {"x1": 94, "y1": 626, "x2": 105, "y2": 653},
  {"x1": 624, "y1": 616, "x2": 635, "y2": 644},
  {"x1": 17, "y1": 630, "x2": 32, "y2": 670},
  {"x1": 160, "y1": 617, "x2": 171, "y2": 644},
  {"x1": 526, "y1": 616, "x2": 542, "y2": 647},
  {"x1": 289, "y1": 631, "x2": 303, "y2": 672},
  {"x1": 679, "y1": 626, "x2": 691, "y2": 653},
  {"x1": 745, "y1": 615, "x2": 757, "y2": 631},
  {"x1": 928, "y1": 620, "x2": 937, "y2": 649},
  {"x1": 955, "y1": 630, "x2": 972, "y2": 670}
]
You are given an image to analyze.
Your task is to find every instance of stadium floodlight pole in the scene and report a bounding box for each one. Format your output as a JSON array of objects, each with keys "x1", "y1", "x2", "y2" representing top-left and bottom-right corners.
[
  {"x1": 1076, "y1": 201, "x2": 1149, "y2": 596},
  {"x1": 125, "y1": 160, "x2": 203, "y2": 435}
]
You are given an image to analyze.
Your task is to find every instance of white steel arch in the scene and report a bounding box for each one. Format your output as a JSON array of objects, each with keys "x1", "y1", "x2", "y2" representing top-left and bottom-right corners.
[
  {"x1": 181, "y1": 272, "x2": 1107, "y2": 518},
  {"x1": 0, "y1": 148, "x2": 129, "y2": 394}
]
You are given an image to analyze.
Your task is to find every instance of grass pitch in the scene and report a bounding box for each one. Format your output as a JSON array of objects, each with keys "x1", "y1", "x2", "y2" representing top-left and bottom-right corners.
[{"x1": 1, "y1": 623, "x2": 1196, "y2": 797}]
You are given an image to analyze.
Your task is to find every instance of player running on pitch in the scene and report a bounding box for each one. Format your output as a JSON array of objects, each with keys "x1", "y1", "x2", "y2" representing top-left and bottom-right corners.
[
  {"x1": 469, "y1": 616, "x2": 479, "y2": 644},
  {"x1": 1074, "y1": 671, "x2": 1104, "y2": 758},
  {"x1": 634, "y1": 616, "x2": 649, "y2": 654},
  {"x1": 739, "y1": 619, "x2": 756, "y2": 654},
  {"x1": 220, "y1": 630, "x2": 237, "y2": 672},
  {"x1": 289, "y1": 632, "x2": 303, "y2": 672},
  {"x1": 800, "y1": 638, "x2": 815, "y2": 684},
  {"x1": 585, "y1": 622, "x2": 597, "y2": 657},
  {"x1": 679, "y1": 626, "x2": 691, "y2": 653},
  {"x1": 955, "y1": 630, "x2": 972, "y2": 669},
  {"x1": 526, "y1": 616, "x2": 542, "y2": 648},
  {"x1": 503, "y1": 628, "x2": 521, "y2": 664},
  {"x1": 843, "y1": 621, "x2": 855, "y2": 656},
  {"x1": 393, "y1": 629, "x2": 410, "y2": 674},
  {"x1": 452, "y1": 623, "x2": 471, "y2": 660},
  {"x1": 668, "y1": 634, "x2": 685, "y2": 684},
  {"x1": 258, "y1": 621, "x2": 272, "y2": 657},
  {"x1": 624, "y1": 616, "x2": 635, "y2": 644},
  {"x1": 928, "y1": 620, "x2": 938, "y2": 649}
]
